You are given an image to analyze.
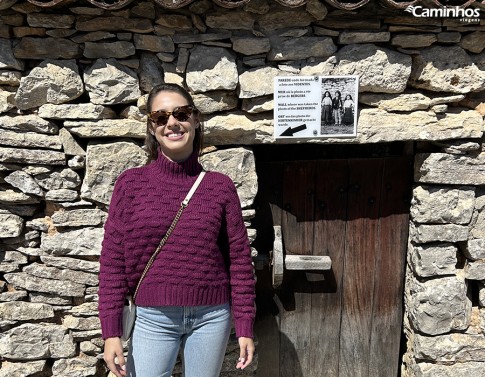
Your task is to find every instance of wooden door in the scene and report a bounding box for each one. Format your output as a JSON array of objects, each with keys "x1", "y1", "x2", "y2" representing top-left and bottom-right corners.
[{"x1": 254, "y1": 156, "x2": 411, "y2": 377}]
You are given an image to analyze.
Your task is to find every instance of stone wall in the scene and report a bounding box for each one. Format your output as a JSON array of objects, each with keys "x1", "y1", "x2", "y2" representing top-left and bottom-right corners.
[{"x1": 0, "y1": 0, "x2": 484, "y2": 376}]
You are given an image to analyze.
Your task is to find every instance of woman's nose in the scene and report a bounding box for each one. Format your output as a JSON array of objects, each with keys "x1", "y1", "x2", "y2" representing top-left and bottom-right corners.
[{"x1": 166, "y1": 114, "x2": 178, "y2": 127}]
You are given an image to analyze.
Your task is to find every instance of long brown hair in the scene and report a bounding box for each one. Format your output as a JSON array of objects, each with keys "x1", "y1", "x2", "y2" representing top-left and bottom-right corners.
[{"x1": 144, "y1": 84, "x2": 203, "y2": 163}]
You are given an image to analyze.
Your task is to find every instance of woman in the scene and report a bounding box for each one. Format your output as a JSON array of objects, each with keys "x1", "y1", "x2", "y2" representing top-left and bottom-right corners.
[
  {"x1": 321, "y1": 90, "x2": 333, "y2": 126},
  {"x1": 332, "y1": 90, "x2": 343, "y2": 127},
  {"x1": 99, "y1": 83, "x2": 256, "y2": 377},
  {"x1": 342, "y1": 94, "x2": 354, "y2": 125}
]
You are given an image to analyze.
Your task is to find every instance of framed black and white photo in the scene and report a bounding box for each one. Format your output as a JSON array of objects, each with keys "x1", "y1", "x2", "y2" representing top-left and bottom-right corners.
[
  {"x1": 274, "y1": 75, "x2": 359, "y2": 139},
  {"x1": 320, "y1": 75, "x2": 358, "y2": 137}
]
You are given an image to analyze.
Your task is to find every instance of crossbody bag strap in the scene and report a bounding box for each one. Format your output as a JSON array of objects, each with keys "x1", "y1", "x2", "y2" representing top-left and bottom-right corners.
[{"x1": 132, "y1": 171, "x2": 206, "y2": 301}]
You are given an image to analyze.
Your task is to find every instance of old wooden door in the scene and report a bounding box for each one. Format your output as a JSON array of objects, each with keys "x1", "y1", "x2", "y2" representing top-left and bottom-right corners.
[{"x1": 254, "y1": 156, "x2": 411, "y2": 377}]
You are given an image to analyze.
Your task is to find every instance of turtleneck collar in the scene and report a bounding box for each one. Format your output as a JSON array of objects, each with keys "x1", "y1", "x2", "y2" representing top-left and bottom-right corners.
[{"x1": 151, "y1": 149, "x2": 202, "y2": 179}]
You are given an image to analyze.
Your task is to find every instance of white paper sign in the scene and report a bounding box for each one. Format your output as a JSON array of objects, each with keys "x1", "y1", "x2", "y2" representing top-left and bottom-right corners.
[{"x1": 274, "y1": 75, "x2": 359, "y2": 139}]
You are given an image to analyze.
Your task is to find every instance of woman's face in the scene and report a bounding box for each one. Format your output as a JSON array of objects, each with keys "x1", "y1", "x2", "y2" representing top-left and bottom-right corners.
[{"x1": 149, "y1": 91, "x2": 198, "y2": 162}]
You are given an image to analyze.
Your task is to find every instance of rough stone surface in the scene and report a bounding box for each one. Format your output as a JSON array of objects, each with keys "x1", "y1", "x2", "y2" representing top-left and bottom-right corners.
[
  {"x1": 51, "y1": 209, "x2": 106, "y2": 227},
  {"x1": 84, "y1": 41, "x2": 135, "y2": 59},
  {"x1": 408, "y1": 276, "x2": 471, "y2": 335},
  {"x1": 359, "y1": 93, "x2": 431, "y2": 112},
  {"x1": 0, "y1": 147, "x2": 66, "y2": 166},
  {"x1": 231, "y1": 37, "x2": 270, "y2": 55},
  {"x1": 5, "y1": 171, "x2": 44, "y2": 196},
  {"x1": 0, "y1": 70, "x2": 22, "y2": 86},
  {"x1": 391, "y1": 34, "x2": 437, "y2": 48},
  {"x1": 139, "y1": 52, "x2": 164, "y2": 92},
  {"x1": 0, "y1": 212, "x2": 24, "y2": 238},
  {"x1": 204, "y1": 113, "x2": 273, "y2": 145},
  {"x1": 41, "y1": 256, "x2": 99, "y2": 273},
  {"x1": 0, "y1": 360, "x2": 46, "y2": 377},
  {"x1": 460, "y1": 31, "x2": 485, "y2": 54},
  {"x1": 40, "y1": 227, "x2": 103, "y2": 256},
  {"x1": 465, "y1": 260, "x2": 485, "y2": 280},
  {"x1": 415, "y1": 153, "x2": 485, "y2": 185},
  {"x1": 257, "y1": 10, "x2": 314, "y2": 32},
  {"x1": 0, "y1": 130, "x2": 62, "y2": 151},
  {"x1": 14, "y1": 59, "x2": 84, "y2": 110},
  {"x1": 0, "y1": 38, "x2": 24, "y2": 70},
  {"x1": 357, "y1": 109, "x2": 483, "y2": 143},
  {"x1": 200, "y1": 148, "x2": 257, "y2": 208},
  {"x1": 24, "y1": 263, "x2": 98, "y2": 286},
  {"x1": 410, "y1": 185, "x2": 475, "y2": 224},
  {"x1": 84, "y1": 58, "x2": 141, "y2": 105},
  {"x1": 0, "y1": 323, "x2": 76, "y2": 360},
  {"x1": 268, "y1": 37, "x2": 336, "y2": 61},
  {"x1": 64, "y1": 119, "x2": 146, "y2": 139},
  {"x1": 239, "y1": 67, "x2": 282, "y2": 99},
  {"x1": 0, "y1": 114, "x2": 58, "y2": 134},
  {"x1": 339, "y1": 31, "x2": 390, "y2": 44},
  {"x1": 409, "y1": 243, "x2": 457, "y2": 277},
  {"x1": 334, "y1": 44, "x2": 411, "y2": 93},
  {"x1": 186, "y1": 46, "x2": 238, "y2": 93},
  {"x1": 80, "y1": 141, "x2": 147, "y2": 205},
  {"x1": 34, "y1": 168, "x2": 81, "y2": 190},
  {"x1": 464, "y1": 239, "x2": 485, "y2": 260},
  {"x1": 134, "y1": 34, "x2": 174, "y2": 52},
  {"x1": 412, "y1": 362, "x2": 485, "y2": 377},
  {"x1": 242, "y1": 96, "x2": 273, "y2": 113},
  {"x1": 409, "y1": 46, "x2": 485, "y2": 94},
  {"x1": 0, "y1": 250, "x2": 28, "y2": 272},
  {"x1": 205, "y1": 12, "x2": 254, "y2": 30},
  {"x1": 192, "y1": 91, "x2": 238, "y2": 114},
  {"x1": 414, "y1": 333, "x2": 485, "y2": 362},
  {"x1": 0, "y1": 301, "x2": 54, "y2": 321},
  {"x1": 4, "y1": 272, "x2": 86, "y2": 297},
  {"x1": 39, "y1": 103, "x2": 116, "y2": 120},
  {"x1": 51, "y1": 355, "x2": 97, "y2": 376},
  {"x1": 63, "y1": 315, "x2": 100, "y2": 331},
  {"x1": 13, "y1": 37, "x2": 81, "y2": 60},
  {"x1": 410, "y1": 223, "x2": 469, "y2": 243}
]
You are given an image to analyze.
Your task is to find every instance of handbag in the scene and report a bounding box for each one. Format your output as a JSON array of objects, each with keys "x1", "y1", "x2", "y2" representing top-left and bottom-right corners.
[{"x1": 121, "y1": 171, "x2": 206, "y2": 341}]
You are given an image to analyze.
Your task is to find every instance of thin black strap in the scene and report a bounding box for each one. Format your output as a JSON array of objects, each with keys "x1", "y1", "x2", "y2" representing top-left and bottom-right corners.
[{"x1": 132, "y1": 171, "x2": 206, "y2": 300}]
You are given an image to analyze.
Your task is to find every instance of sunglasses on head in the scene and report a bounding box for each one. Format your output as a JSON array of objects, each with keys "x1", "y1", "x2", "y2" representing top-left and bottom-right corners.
[{"x1": 148, "y1": 105, "x2": 196, "y2": 127}]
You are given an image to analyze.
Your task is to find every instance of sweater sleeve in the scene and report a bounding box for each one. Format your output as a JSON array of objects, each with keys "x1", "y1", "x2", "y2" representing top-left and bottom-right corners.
[
  {"x1": 223, "y1": 180, "x2": 256, "y2": 339},
  {"x1": 98, "y1": 173, "x2": 129, "y2": 340}
]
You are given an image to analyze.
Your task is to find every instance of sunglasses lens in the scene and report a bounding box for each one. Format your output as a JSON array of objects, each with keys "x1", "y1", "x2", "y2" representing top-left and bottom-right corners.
[
  {"x1": 149, "y1": 106, "x2": 194, "y2": 126},
  {"x1": 173, "y1": 107, "x2": 192, "y2": 122},
  {"x1": 150, "y1": 112, "x2": 169, "y2": 126}
]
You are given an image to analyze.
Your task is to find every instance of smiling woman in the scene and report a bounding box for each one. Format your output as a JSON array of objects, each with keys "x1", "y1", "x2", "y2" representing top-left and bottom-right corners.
[
  {"x1": 144, "y1": 84, "x2": 204, "y2": 164},
  {"x1": 98, "y1": 84, "x2": 256, "y2": 377}
]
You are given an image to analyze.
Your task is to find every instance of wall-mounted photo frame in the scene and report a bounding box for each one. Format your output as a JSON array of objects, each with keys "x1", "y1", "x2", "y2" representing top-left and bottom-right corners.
[{"x1": 274, "y1": 75, "x2": 359, "y2": 139}]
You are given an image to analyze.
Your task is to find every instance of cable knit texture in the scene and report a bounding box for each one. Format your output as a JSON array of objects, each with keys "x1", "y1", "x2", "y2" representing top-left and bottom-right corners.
[{"x1": 98, "y1": 151, "x2": 256, "y2": 340}]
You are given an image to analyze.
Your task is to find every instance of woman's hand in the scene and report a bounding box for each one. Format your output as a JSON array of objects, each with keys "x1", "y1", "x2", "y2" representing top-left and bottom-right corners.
[
  {"x1": 104, "y1": 337, "x2": 127, "y2": 377},
  {"x1": 236, "y1": 336, "x2": 255, "y2": 370}
]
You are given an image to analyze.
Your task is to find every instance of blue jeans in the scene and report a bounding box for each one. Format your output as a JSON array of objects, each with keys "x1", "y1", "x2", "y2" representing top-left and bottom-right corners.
[{"x1": 127, "y1": 303, "x2": 231, "y2": 377}]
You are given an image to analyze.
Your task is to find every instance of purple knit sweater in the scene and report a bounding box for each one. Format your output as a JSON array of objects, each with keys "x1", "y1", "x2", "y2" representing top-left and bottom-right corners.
[{"x1": 98, "y1": 151, "x2": 256, "y2": 339}]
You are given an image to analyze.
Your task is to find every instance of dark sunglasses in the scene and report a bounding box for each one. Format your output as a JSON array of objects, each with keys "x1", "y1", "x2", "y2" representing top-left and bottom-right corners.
[{"x1": 148, "y1": 105, "x2": 196, "y2": 127}]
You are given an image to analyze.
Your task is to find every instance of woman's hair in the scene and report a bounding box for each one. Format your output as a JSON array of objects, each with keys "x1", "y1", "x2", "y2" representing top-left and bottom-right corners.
[
  {"x1": 144, "y1": 83, "x2": 203, "y2": 163},
  {"x1": 323, "y1": 90, "x2": 331, "y2": 97},
  {"x1": 335, "y1": 90, "x2": 341, "y2": 97},
  {"x1": 345, "y1": 94, "x2": 353, "y2": 100}
]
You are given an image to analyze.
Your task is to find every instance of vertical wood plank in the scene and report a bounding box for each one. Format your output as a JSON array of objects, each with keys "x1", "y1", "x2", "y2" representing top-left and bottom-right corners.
[
  {"x1": 339, "y1": 159, "x2": 383, "y2": 377},
  {"x1": 280, "y1": 161, "x2": 315, "y2": 377},
  {"x1": 254, "y1": 162, "x2": 283, "y2": 377},
  {"x1": 368, "y1": 157, "x2": 411, "y2": 377},
  {"x1": 281, "y1": 161, "x2": 315, "y2": 256},
  {"x1": 310, "y1": 159, "x2": 349, "y2": 377}
]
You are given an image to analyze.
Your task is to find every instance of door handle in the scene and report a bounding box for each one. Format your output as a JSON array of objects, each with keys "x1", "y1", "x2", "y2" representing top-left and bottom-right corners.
[{"x1": 271, "y1": 225, "x2": 332, "y2": 288}]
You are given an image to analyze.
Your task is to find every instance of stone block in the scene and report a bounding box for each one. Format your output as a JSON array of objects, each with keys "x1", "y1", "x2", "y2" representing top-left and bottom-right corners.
[
  {"x1": 415, "y1": 153, "x2": 485, "y2": 185},
  {"x1": 408, "y1": 276, "x2": 471, "y2": 335},
  {"x1": 411, "y1": 185, "x2": 475, "y2": 224},
  {"x1": 186, "y1": 46, "x2": 238, "y2": 93},
  {"x1": 14, "y1": 59, "x2": 83, "y2": 110},
  {"x1": 409, "y1": 46, "x2": 485, "y2": 94},
  {"x1": 409, "y1": 243, "x2": 457, "y2": 277},
  {"x1": 40, "y1": 227, "x2": 104, "y2": 256},
  {"x1": 410, "y1": 223, "x2": 469, "y2": 243},
  {"x1": 80, "y1": 141, "x2": 147, "y2": 205}
]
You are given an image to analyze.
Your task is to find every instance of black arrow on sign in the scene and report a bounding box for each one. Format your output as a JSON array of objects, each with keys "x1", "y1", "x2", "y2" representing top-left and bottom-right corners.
[{"x1": 280, "y1": 124, "x2": 307, "y2": 137}]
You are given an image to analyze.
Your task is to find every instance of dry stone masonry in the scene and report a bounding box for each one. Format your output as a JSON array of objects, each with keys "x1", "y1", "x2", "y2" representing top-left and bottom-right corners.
[{"x1": 0, "y1": 0, "x2": 484, "y2": 376}]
